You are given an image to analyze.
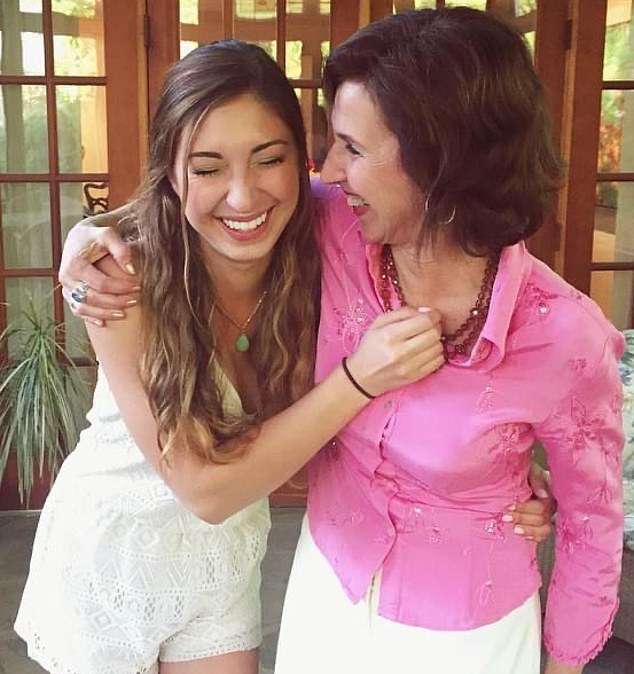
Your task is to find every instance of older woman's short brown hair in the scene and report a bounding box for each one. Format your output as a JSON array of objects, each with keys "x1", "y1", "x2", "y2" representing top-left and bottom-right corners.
[{"x1": 323, "y1": 7, "x2": 563, "y2": 256}]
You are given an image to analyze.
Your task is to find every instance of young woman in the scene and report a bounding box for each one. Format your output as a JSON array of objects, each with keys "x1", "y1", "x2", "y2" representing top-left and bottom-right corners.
[{"x1": 15, "y1": 41, "x2": 445, "y2": 674}]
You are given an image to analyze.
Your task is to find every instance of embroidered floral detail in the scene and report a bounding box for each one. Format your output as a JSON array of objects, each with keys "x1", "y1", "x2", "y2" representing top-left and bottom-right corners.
[
  {"x1": 568, "y1": 287, "x2": 585, "y2": 302},
  {"x1": 429, "y1": 525, "x2": 442, "y2": 545},
  {"x1": 522, "y1": 282, "x2": 559, "y2": 316},
  {"x1": 325, "y1": 507, "x2": 364, "y2": 528},
  {"x1": 568, "y1": 358, "x2": 587, "y2": 376},
  {"x1": 476, "y1": 383, "x2": 495, "y2": 413},
  {"x1": 474, "y1": 512, "x2": 506, "y2": 542},
  {"x1": 587, "y1": 482, "x2": 613, "y2": 505},
  {"x1": 332, "y1": 298, "x2": 373, "y2": 353},
  {"x1": 487, "y1": 423, "x2": 530, "y2": 488},
  {"x1": 479, "y1": 579, "x2": 495, "y2": 606},
  {"x1": 397, "y1": 505, "x2": 425, "y2": 534},
  {"x1": 610, "y1": 390, "x2": 624, "y2": 415},
  {"x1": 557, "y1": 514, "x2": 594, "y2": 556},
  {"x1": 480, "y1": 512, "x2": 506, "y2": 541},
  {"x1": 547, "y1": 397, "x2": 608, "y2": 464}
]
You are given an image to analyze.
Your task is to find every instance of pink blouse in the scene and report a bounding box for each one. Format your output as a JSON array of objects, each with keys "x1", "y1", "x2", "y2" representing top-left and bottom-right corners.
[{"x1": 307, "y1": 181, "x2": 625, "y2": 666}]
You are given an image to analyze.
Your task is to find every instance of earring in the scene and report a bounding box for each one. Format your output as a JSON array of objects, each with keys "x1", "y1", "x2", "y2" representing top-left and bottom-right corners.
[{"x1": 424, "y1": 194, "x2": 456, "y2": 225}]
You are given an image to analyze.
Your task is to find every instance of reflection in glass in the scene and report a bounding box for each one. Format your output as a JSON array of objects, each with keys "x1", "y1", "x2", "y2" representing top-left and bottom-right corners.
[
  {"x1": 52, "y1": 0, "x2": 105, "y2": 76},
  {"x1": 236, "y1": 0, "x2": 275, "y2": 20},
  {"x1": 1, "y1": 183, "x2": 52, "y2": 269},
  {"x1": 591, "y1": 270, "x2": 633, "y2": 330},
  {"x1": 604, "y1": 0, "x2": 634, "y2": 80},
  {"x1": 295, "y1": 87, "x2": 327, "y2": 172},
  {"x1": 0, "y1": 0, "x2": 45, "y2": 75},
  {"x1": 593, "y1": 181, "x2": 634, "y2": 328},
  {"x1": 286, "y1": 0, "x2": 329, "y2": 80},
  {"x1": 234, "y1": 0, "x2": 276, "y2": 59},
  {"x1": 0, "y1": 85, "x2": 48, "y2": 173},
  {"x1": 445, "y1": 0, "x2": 487, "y2": 8},
  {"x1": 181, "y1": 0, "x2": 200, "y2": 24},
  {"x1": 599, "y1": 90, "x2": 634, "y2": 173},
  {"x1": 59, "y1": 181, "x2": 108, "y2": 243},
  {"x1": 394, "y1": 0, "x2": 434, "y2": 10},
  {"x1": 5, "y1": 277, "x2": 54, "y2": 358},
  {"x1": 181, "y1": 41, "x2": 198, "y2": 57},
  {"x1": 594, "y1": 182, "x2": 634, "y2": 263},
  {"x1": 57, "y1": 85, "x2": 108, "y2": 173},
  {"x1": 180, "y1": 0, "x2": 224, "y2": 58}
]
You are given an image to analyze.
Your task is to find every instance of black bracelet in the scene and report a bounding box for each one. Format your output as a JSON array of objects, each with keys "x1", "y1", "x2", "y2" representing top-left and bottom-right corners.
[{"x1": 341, "y1": 357, "x2": 376, "y2": 400}]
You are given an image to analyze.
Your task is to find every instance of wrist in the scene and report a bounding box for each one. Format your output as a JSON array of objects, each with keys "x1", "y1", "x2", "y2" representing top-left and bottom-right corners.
[{"x1": 341, "y1": 357, "x2": 376, "y2": 400}]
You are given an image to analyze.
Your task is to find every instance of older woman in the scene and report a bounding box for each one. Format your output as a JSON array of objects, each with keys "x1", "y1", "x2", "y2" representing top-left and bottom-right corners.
[{"x1": 273, "y1": 9, "x2": 624, "y2": 674}]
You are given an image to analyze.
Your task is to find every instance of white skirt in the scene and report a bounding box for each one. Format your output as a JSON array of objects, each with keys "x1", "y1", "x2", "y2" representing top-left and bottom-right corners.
[{"x1": 275, "y1": 516, "x2": 541, "y2": 674}]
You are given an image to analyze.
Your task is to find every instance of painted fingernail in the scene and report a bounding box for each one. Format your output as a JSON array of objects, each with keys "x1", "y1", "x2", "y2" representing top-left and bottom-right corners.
[
  {"x1": 506, "y1": 504, "x2": 516, "y2": 511},
  {"x1": 417, "y1": 306, "x2": 432, "y2": 313},
  {"x1": 126, "y1": 299, "x2": 138, "y2": 307},
  {"x1": 513, "y1": 525, "x2": 525, "y2": 535},
  {"x1": 502, "y1": 514, "x2": 513, "y2": 523},
  {"x1": 536, "y1": 489, "x2": 549, "y2": 498},
  {"x1": 91, "y1": 319, "x2": 104, "y2": 327},
  {"x1": 111, "y1": 311, "x2": 125, "y2": 318},
  {"x1": 132, "y1": 285, "x2": 142, "y2": 292},
  {"x1": 125, "y1": 263, "x2": 137, "y2": 275}
]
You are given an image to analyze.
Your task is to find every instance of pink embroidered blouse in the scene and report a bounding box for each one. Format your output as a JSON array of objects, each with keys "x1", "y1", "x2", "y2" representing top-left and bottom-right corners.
[{"x1": 307, "y1": 182, "x2": 625, "y2": 666}]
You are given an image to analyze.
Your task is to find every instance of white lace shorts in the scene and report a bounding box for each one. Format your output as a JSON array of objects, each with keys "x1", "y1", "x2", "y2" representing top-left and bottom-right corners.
[
  {"x1": 275, "y1": 516, "x2": 541, "y2": 674},
  {"x1": 15, "y1": 483, "x2": 271, "y2": 674}
]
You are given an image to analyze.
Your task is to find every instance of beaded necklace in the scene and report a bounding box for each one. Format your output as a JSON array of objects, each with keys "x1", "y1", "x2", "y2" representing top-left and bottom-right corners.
[{"x1": 378, "y1": 245, "x2": 498, "y2": 359}]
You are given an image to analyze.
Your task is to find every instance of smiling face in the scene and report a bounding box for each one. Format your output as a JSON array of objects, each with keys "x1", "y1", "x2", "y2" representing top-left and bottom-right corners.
[
  {"x1": 320, "y1": 81, "x2": 425, "y2": 247},
  {"x1": 171, "y1": 92, "x2": 300, "y2": 276}
]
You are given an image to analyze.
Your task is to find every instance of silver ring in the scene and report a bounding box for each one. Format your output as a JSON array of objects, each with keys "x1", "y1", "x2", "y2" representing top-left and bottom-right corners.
[{"x1": 70, "y1": 280, "x2": 89, "y2": 304}]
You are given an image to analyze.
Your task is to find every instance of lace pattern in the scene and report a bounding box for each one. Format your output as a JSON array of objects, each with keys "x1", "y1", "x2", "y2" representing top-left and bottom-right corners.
[{"x1": 15, "y1": 370, "x2": 270, "y2": 674}]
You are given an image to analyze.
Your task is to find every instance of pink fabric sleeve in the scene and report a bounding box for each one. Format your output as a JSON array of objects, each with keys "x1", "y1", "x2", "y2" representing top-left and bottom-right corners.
[{"x1": 534, "y1": 332, "x2": 625, "y2": 665}]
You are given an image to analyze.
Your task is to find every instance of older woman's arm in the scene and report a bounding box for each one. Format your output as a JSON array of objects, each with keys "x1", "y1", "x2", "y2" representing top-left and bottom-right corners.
[
  {"x1": 59, "y1": 205, "x2": 139, "y2": 325},
  {"x1": 534, "y1": 329, "x2": 625, "y2": 673}
]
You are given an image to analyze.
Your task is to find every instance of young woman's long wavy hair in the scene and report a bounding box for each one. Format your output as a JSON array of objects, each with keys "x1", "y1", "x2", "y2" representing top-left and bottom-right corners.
[{"x1": 120, "y1": 41, "x2": 320, "y2": 463}]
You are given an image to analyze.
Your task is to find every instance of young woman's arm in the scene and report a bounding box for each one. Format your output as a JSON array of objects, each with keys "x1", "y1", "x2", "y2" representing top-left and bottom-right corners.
[{"x1": 87, "y1": 262, "x2": 443, "y2": 524}]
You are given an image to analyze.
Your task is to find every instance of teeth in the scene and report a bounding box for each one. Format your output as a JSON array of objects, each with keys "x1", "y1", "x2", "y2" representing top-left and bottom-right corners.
[
  {"x1": 347, "y1": 195, "x2": 368, "y2": 208},
  {"x1": 222, "y1": 212, "x2": 267, "y2": 231}
]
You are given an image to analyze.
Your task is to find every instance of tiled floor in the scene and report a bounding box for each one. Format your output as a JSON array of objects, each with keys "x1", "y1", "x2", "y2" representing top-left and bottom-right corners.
[{"x1": 1, "y1": 508, "x2": 633, "y2": 674}]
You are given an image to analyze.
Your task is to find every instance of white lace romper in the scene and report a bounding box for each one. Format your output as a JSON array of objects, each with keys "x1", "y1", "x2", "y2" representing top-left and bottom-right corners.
[{"x1": 14, "y1": 368, "x2": 271, "y2": 674}]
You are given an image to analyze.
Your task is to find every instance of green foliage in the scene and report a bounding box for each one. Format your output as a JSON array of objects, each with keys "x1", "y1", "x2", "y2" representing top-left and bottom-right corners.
[
  {"x1": 52, "y1": 0, "x2": 97, "y2": 19},
  {"x1": 0, "y1": 298, "x2": 90, "y2": 505}
]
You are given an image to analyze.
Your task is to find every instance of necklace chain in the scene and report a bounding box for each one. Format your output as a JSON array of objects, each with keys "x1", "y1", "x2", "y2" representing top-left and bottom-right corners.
[
  {"x1": 379, "y1": 245, "x2": 498, "y2": 359},
  {"x1": 216, "y1": 291, "x2": 268, "y2": 353}
]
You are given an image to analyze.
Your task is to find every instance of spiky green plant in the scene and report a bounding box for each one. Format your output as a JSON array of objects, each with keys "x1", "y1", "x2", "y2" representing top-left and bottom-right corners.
[{"x1": 0, "y1": 300, "x2": 89, "y2": 506}]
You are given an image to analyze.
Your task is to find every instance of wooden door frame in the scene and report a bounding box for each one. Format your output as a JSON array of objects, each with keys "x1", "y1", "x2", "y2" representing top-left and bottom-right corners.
[
  {"x1": 559, "y1": 0, "x2": 608, "y2": 294},
  {"x1": 104, "y1": 0, "x2": 148, "y2": 208}
]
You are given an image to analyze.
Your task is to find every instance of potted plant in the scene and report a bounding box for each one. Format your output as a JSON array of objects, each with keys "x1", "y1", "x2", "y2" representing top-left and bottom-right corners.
[{"x1": 0, "y1": 298, "x2": 90, "y2": 508}]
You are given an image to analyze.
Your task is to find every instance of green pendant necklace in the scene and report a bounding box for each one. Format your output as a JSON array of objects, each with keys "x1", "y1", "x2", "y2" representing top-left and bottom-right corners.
[{"x1": 216, "y1": 291, "x2": 268, "y2": 352}]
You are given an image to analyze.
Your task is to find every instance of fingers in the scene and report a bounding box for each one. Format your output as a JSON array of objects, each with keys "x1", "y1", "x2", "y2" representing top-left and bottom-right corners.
[
  {"x1": 98, "y1": 227, "x2": 137, "y2": 276},
  {"x1": 511, "y1": 521, "x2": 552, "y2": 543},
  {"x1": 503, "y1": 499, "x2": 553, "y2": 543},
  {"x1": 62, "y1": 287, "x2": 133, "y2": 326},
  {"x1": 370, "y1": 306, "x2": 441, "y2": 332},
  {"x1": 69, "y1": 263, "x2": 139, "y2": 296}
]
